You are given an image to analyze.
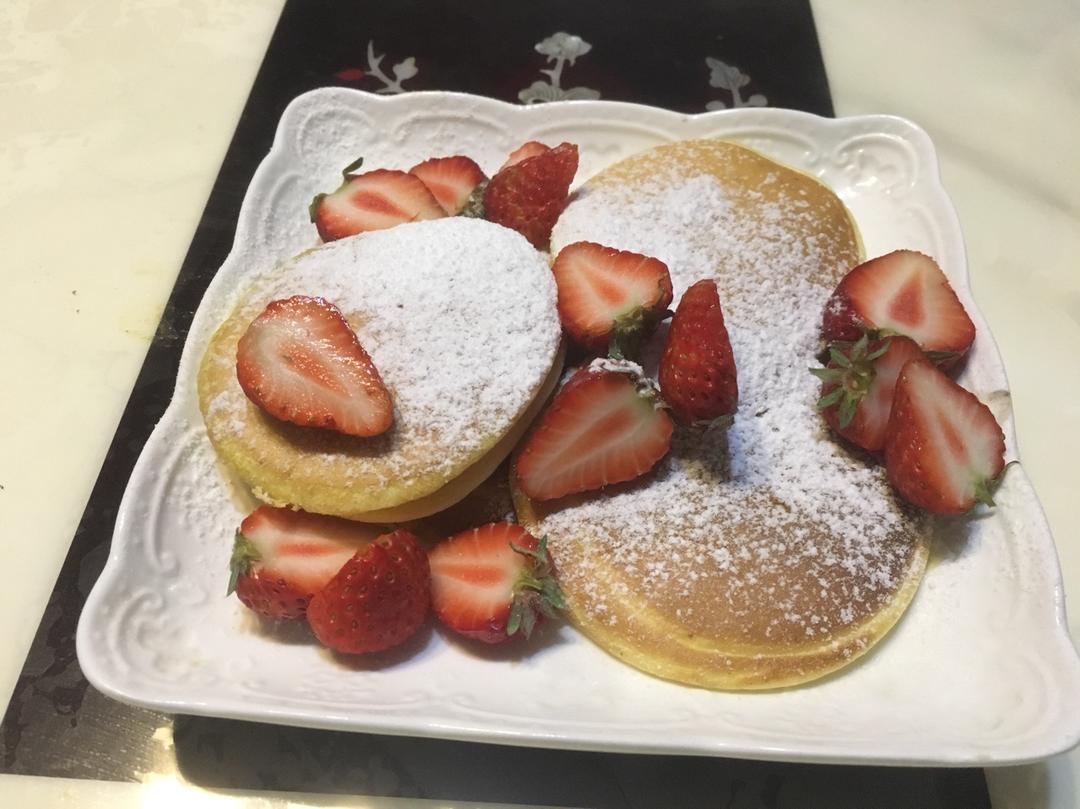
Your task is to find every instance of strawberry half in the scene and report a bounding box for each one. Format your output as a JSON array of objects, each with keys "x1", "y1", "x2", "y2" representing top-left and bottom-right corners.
[
  {"x1": 483, "y1": 142, "x2": 578, "y2": 249},
  {"x1": 883, "y1": 358, "x2": 1006, "y2": 514},
  {"x1": 552, "y1": 241, "x2": 673, "y2": 358},
  {"x1": 821, "y1": 250, "x2": 976, "y2": 364},
  {"x1": 408, "y1": 155, "x2": 487, "y2": 215},
  {"x1": 309, "y1": 159, "x2": 445, "y2": 241},
  {"x1": 236, "y1": 296, "x2": 393, "y2": 437},
  {"x1": 428, "y1": 523, "x2": 564, "y2": 644},
  {"x1": 658, "y1": 279, "x2": 738, "y2": 426},
  {"x1": 515, "y1": 361, "x2": 674, "y2": 501},
  {"x1": 228, "y1": 506, "x2": 382, "y2": 620},
  {"x1": 499, "y1": 141, "x2": 550, "y2": 171},
  {"x1": 812, "y1": 334, "x2": 925, "y2": 451},
  {"x1": 306, "y1": 529, "x2": 430, "y2": 654}
]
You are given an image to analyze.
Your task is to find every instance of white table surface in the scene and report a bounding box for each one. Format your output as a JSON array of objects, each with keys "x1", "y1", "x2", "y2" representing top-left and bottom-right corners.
[{"x1": 1, "y1": 0, "x2": 1077, "y2": 806}]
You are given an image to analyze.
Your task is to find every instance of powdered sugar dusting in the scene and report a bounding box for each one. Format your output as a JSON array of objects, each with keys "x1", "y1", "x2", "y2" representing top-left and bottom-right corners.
[
  {"x1": 588, "y1": 357, "x2": 645, "y2": 376},
  {"x1": 206, "y1": 218, "x2": 560, "y2": 487},
  {"x1": 545, "y1": 160, "x2": 926, "y2": 642}
]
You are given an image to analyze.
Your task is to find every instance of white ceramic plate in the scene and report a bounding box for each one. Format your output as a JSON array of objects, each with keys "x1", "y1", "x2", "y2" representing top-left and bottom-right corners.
[{"x1": 76, "y1": 89, "x2": 1080, "y2": 766}]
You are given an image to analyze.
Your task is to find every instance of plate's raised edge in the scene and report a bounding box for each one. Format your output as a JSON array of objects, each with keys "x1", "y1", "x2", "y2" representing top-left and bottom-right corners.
[
  {"x1": 75, "y1": 90, "x2": 1080, "y2": 765},
  {"x1": 62, "y1": 656, "x2": 1080, "y2": 768}
]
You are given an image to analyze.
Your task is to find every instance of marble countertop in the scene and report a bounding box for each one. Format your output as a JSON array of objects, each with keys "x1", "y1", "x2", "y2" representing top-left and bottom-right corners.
[{"x1": 1, "y1": 0, "x2": 1077, "y2": 806}]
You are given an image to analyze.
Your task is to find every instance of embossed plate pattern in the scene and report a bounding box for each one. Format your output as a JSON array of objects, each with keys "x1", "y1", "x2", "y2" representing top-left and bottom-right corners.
[{"x1": 77, "y1": 90, "x2": 1080, "y2": 766}]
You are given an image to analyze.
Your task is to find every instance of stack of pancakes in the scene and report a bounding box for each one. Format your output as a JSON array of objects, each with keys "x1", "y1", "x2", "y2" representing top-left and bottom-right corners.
[
  {"x1": 198, "y1": 217, "x2": 564, "y2": 523},
  {"x1": 515, "y1": 140, "x2": 929, "y2": 689}
]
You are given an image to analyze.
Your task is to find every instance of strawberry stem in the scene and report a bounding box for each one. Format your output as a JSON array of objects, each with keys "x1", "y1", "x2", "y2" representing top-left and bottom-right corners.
[
  {"x1": 459, "y1": 182, "x2": 487, "y2": 219},
  {"x1": 506, "y1": 536, "x2": 566, "y2": 638},
  {"x1": 972, "y1": 478, "x2": 996, "y2": 508},
  {"x1": 866, "y1": 340, "x2": 891, "y2": 362},
  {"x1": 341, "y1": 156, "x2": 365, "y2": 179},
  {"x1": 308, "y1": 193, "x2": 327, "y2": 223},
  {"x1": 701, "y1": 412, "x2": 735, "y2": 433},
  {"x1": 926, "y1": 349, "x2": 960, "y2": 366},
  {"x1": 608, "y1": 334, "x2": 626, "y2": 361},
  {"x1": 829, "y1": 346, "x2": 853, "y2": 368},
  {"x1": 974, "y1": 460, "x2": 1019, "y2": 509},
  {"x1": 507, "y1": 599, "x2": 526, "y2": 637},
  {"x1": 608, "y1": 308, "x2": 647, "y2": 361},
  {"x1": 227, "y1": 532, "x2": 261, "y2": 596},
  {"x1": 812, "y1": 336, "x2": 890, "y2": 429},
  {"x1": 815, "y1": 384, "x2": 844, "y2": 408}
]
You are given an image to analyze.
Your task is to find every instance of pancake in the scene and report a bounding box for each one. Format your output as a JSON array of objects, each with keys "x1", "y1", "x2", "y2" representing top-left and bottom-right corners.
[
  {"x1": 199, "y1": 217, "x2": 563, "y2": 521},
  {"x1": 514, "y1": 140, "x2": 930, "y2": 689}
]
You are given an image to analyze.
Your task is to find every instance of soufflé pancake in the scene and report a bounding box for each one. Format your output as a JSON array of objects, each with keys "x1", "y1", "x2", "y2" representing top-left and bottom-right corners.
[
  {"x1": 514, "y1": 140, "x2": 930, "y2": 689},
  {"x1": 199, "y1": 217, "x2": 564, "y2": 522}
]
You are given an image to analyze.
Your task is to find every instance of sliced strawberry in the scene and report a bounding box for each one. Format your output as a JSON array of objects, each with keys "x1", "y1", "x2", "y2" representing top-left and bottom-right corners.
[
  {"x1": 228, "y1": 506, "x2": 382, "y2": 620},
  {"x1": 499, "y1": 141, "x2": 550, "y2": 171},
  {"x1": 883, "y1": 358, "x2": 1006, "y2": 514},
  {"x1": 552, "y1": 241, "x2": 673, "y2": 358},
  {"x1": 515, "y1": 361, "x2": 674, "y2": 501},
  {"x1": 812, "y1": 334, "x2": 925, "y2": 451},
  {"x1": 658, "y1": 279, "x2": 738, "y2": 426},
  {"x1": 236, "y1": 296, "x2": 393, "y2": 437},
  {"x1": 821, "y1": 250, "x2": 976, "y2": 364},
  {"x1": 408, "y1": 155, "x2": 487, "y2": 215},
  {"x1": 483, "y1": 142, "x2": 578, "y2": 249},
  {"x1": 306, "y1": 529, "x2": 430, "y2": 654},
  {"x1": 428, "y1": 523, "x2": 564, "y2": 644},
  {"x1": 309, "y1": 159, "x2": 445, "y2": 241}
]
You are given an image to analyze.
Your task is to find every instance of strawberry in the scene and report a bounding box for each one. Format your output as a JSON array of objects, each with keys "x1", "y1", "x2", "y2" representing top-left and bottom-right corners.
[
  {"x1": 821, "y1": 250, "x2": 976, "y2": 364},
  {"x1": 552, "y1": 241, "x2": 673, "y2": 358},
  {"x1": 309, "y1": 158, "x2": 445, "y2": 241},
  {"x1": 306, "y1": 529, "x2": 430, "y2": 654},
  {"x1": 658, "y1": 279, "x2": 738, "y2": 426},
  {"x1": 408, "y1": 155, "x2": 487, "y2": 215},
  {"x1": 483, "y1": 142, "x2": 578, "y2": 249},
  {"x1": 883, "y1": 358, "x2": 1006, "y2": 514},
  {"x1": 499, "y1": 141, "x2": 550, "y2": 171},
  {"x1": 236, "y1": 296, "x2": 393, "y2": 437},
  {"x1": 515, "y1": 361, "x2": 674, "y2": 501},
  {"x1": 428, "y1": 523, "x2": 564, "y2": 644},
  {"x1": 227, "y1": 506, "x2": 382, "y2": 620},
  {"x1": 812, "y1": 334, "x2": 925, "y2": 451}
]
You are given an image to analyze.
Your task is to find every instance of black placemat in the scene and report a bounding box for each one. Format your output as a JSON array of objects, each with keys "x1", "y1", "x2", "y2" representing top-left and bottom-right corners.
[{"x1": 1, "y1": 1, "x2": 990, "y2": 805}]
